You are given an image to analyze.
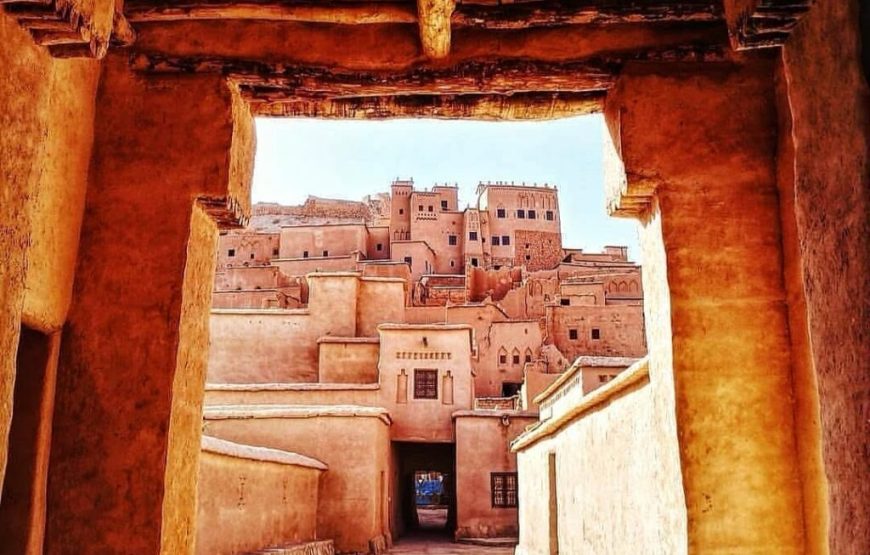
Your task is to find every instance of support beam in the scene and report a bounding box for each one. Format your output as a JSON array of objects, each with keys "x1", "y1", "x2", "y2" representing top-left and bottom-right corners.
[
  {"x1": 123, "y1": 0, "x2": 722, "y2": 28},
  {"x1": 417, "y1": 0, "x2": 455, "y2": 58},
  {"x1": 245, "y1": 90, "x2": 604, "y2": 119}
]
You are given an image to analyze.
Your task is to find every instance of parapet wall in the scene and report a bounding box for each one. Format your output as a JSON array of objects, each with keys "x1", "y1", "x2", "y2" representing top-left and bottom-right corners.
[{"x1": 196, "y1": 436, "x2": 325, "y2": 555}]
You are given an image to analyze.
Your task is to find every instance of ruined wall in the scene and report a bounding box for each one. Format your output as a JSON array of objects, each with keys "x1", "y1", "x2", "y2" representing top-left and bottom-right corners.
[
  {"x1": 454, "y1": 413, "x2": 537, "y2": 539},
  {"x1": 196, "y1": 436, "x2": 324, "y2": 555},
  {"x1": 779, "y1": 2, "x2": 870, "y2": 551},
  {"x1": 203, "y1": 408, "x2": 392, "y2": 554},
  {"x1": 514, "y1": 230, "x2": 563, "y2": 271},
  {"x1": 0, "y1": 12, "x2": 100, "y2": 487}
]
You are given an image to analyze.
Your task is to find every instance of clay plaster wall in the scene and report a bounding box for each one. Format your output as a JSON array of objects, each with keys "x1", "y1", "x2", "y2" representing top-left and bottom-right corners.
[
  {"x1": 550, "y1": 304, "x2": 646, "y2": 360},
  {"x1": 209, "y1": 310, "x2": 319, "y2": 383},
  {"x1": 215, "y1": 266, "x2": 280, "y2": 290},
  {"x1": 377, "y1": 326, "x2": 474, "y2": 442},
  {"x1": 391, "y1": 241, "x2": 436, "y2": 282},
  {"x1": 279, "y1": 224, "x2": 368, "y2": 259},
  {"x1": 480, "y1": 321, "x2": 543, "y2": 397},
  {"x1": 318, "y1": 340, "x2": 379, "y2": 384},
  {"x1": 520, "y1": 370, "x2": 560, "y2": 412},
  {"x1": 204, "y1": 384, "x2": 381, "y2": 407},
  {"x1": 357, "y1": 278, "x2": 406, "y2": 337},
  {"x1": 0, "y1": 12, "x2": 100, "y2": 487},
  {"x1": 272, "y1": 255, "x2": 358, "y2": 276},
  {"x1": 778, "y1": 2, "x2": 870, "y2": 551},
  {"x1": 514, "y1": 230, "x2": 563, "y2": 272},
  {"x1": 196, "y1": 438, "x2": 323, "y2": 555},
  {"x1": 454, "y1": 413, "x2": 537, "y2": 539},
  {"x1": 217, "y1": 232, "x2": 280, "y2": 267},
  {"x1": 203, "y1": 410, "x2": 391, "y2": 554},
  {"x1": 515, "y1": 365, "x2": 686, "y2": 555}
]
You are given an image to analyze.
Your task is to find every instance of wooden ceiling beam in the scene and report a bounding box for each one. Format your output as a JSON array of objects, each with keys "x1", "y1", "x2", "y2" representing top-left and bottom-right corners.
[
  {"x1": 417, "y1": 0, "x2": 455, "y2": 58},
  {"x1": 123, "y1": 0, "x2": 722, "y2": 28},
  {"x1": 244, "y1": 90, "x2": 605, "y2": 120},
  {"x1": 131, "y1": 55, "x2": 620, "y2": 94}
]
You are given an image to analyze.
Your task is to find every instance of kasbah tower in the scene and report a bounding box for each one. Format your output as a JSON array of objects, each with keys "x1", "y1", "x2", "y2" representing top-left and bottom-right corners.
[{"x1": 202, "y1": 178, "x2": 646, "y2": 552}]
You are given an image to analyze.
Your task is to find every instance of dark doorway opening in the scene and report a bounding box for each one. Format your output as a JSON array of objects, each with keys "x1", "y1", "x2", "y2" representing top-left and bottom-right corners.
[
  {"x1": 0, "y1": 326, "x2": 55, "y2": 555},
  {"x1": 393, "y1": 441, "x2": 456, "y2": 539}
]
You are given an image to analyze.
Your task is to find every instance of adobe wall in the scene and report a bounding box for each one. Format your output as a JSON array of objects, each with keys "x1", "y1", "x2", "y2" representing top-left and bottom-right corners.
[
  {"x1": 514, "y1": 230, "x2": 562, "y2": 271},
  {"x1": 366, "y1": 226, "x2": 391, "y2": 260},
  {"x1": 454, "y1": 412, "x2": 537, "y2": 539},
  {"x1": 519, "y1": 369, "x2": 559, "y2": 412},
  {"x1": 390, "y1": 241, "x2": 436, "y2": 282},
  {"x1": 204, "y1": 384, "x2": 381, "y2": 407},
  {"x1": 272, "y1": 255, "x2": 358, "y2": 275},
  {"x1": 774, "y1": 2, "x2": 870, "y2": 551},
  {"x1": 318, "y1": 339, "x2": 379, "y2": 383},
  {"x1": 514, "y1": 362, "x2": 687, "y2": 555},
  {"x1": 0, "y1": 12, "x2": 100, "y2": 486},
  {"x1": 357, "y1": 278, "x2": 406, "y2": 337},
  {"x1": 203, "y1": 407, "x2": 392, "y2": 554},
  {"x1": 196, "y1": 436, "x2": 324, "y2": 555},
  {"x1": 209, "y1": 310, "x2": 320, "y2": 383},
  {"x1": 377, "y1": 325, "x2": 474, "y2": 442},
  {"x1": 217, "y1": 232, "x2": 280, "y2": 267},
  {"x1": 279, "y1": 224, "x2": 368, "y2": 259},
  {"x1": 215, "y1": 266, "x2": 280, "y2": 290},
  {"x1": 550, "y1": 304, "x2": 646, "y2": 359},
  {"x1": 479, "y1": 321, "x2": 544, "y2": 397}
]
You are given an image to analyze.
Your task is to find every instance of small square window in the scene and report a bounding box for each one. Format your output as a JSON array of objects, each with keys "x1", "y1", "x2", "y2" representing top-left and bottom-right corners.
[
  {"x1": 399, "y1": 208, "x2": 405, "y2": 215},
  {"x1": 303, "y1": 250, "x2": 309, "y2": 258},
  {"x1": 491, "y1": 472, "x2": 518, "y2": 508},
  {"x1": 414, "y1": 369, "x2": 438, "y2": 399},
  {"x1": 441, "y1": 200, "x2": 448, "y2": 210},
  {"x1": 250, "y1": 253, "x2": 255, "y2": 259},
  {"x1": 591, "y1": 328, "x2": 601, "y2": 340},
  {"x1": 525, "y1": 255, "x2": 531, "y2": 261},
  {"x1": 512, "y1": 354, "x2": 520, "y2": 365},
  {"x1": 525, "y1": 354, "x2": 532, "y2": 363},
  {"x1": 569, "y1": 329, "x2": 578, "y2": 340},
  {"x1": 496, "y1": 208, "x2": 506, "y2": 218},
  {"x1": 501, "y1": 235, "x2": 510, "y2": 246},
  {"x1": 560, "y1": 298, "x2": 570, "y2": 306},
  {"x1": 418, "y1": 205, "x2": 424, "y2": 211},
  {"x1": 492, "y1": 236, "x2": 501, "y2": 246},
  {"x1": 469, "y1": 231, "x2": 478, "y2": 241},
  {"x1": 227, "y1": 249, "x2": 235, "y2": 257},
  {"x1": 448, "y1": 235, "x2": 458, "y2": 246},
  {"x1": 322, "y1": 250, "x2": 329, "y2": 257},
  {"x1": 516, "y1": 209, "x2": 525, "y2": 219},
  {"x1": 528, "y1": 209, "x2": 537, "y2": 219},
  {"x1": 450, "y1": 260, "x2": 455, "y2": 267},
  {"x1": 546, "y1": 210, "x2": 554, "y2": 221},
  {"x1": 376, "y1": 243, "x2": 383, "y2": 251},
  {"x1": 471, "y1": 258, "x2": 479, "y2": 267},
  {"x1": 499, "y1": 354, "x2": 507, "y2": 365},
  {"x1": 428, "y1": 205, "x2": 434, "y2": 212},
  {"x1": 272, "y1": 248, "x2": 279, "y2": 256},
  {"x1": 404, "y1": 256, "x2": 413, "y2": 265}
]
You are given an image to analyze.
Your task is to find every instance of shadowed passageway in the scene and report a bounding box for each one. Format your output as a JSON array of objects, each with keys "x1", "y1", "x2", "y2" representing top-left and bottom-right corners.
[{"x1": 389, "y1": 534, "x2": 515, "y2": 554}]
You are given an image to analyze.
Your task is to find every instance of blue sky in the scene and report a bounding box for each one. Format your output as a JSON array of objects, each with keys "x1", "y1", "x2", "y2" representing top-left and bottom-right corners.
[{"x1": 252, "y1": 115, "x2": 640, "y2": 260}]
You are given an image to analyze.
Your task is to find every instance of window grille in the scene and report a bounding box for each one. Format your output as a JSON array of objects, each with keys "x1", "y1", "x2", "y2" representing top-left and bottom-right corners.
[
  {"x1": 448, "y1": 235, "x2": 458, "y2": 246},
  {"x1": 414, "y1": 369, "x2": 438, "y2": 399},
  {"x1": 496, "y1": 208, "x2": 506, "y2": 218},
  {"x1": 517, "y1": 209, "x2": 525, "y2": 219},
  {"x1": 492, "y1": 236, "x2": 501, "y2": 246},
  {"x1": 491, "y1": 472, "x2": 518, "y2": 508},
  {"x1": 469, "y1": 231, "x2": 478, "y2": 241},
  {"x1": 528, "y1": 210, "x2": 537, "y2": 219},
  {"x1": 502, "y1": 236, "x2": 510, "y2": 246}
]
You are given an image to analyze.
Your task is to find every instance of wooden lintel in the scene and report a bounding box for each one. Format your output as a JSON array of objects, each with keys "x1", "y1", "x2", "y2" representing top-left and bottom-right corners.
[
  {"x1": 731, "y1": 0, "x2": 811, "y2": 50},
  {"x1": 30, "y1": 27, "x2": 87, "y2": 45},
  {"x1": 455, "y1": 0, "x2": 722, "y2": 29},
  {"x1": 125, "y1": 1, "x2": 417, "y2": 25},
  {"x1": 123, "y1": 0, "x2": 722, "y2": 29},
  {"x1": 246, "y1": 91, "x2": 604, "y2": 120},
  {"x1": 417, "y1": 0, "x2": 456, "y2": 58},
  {"x1": 132, "y1": 55, "x2": 619, "y2": 95}
]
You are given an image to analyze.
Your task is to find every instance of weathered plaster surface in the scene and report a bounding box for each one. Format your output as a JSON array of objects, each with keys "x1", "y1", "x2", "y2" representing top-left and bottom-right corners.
[
  {"x1": 45, "y1": 56, "x2": 247, "y2": 554},
  {"x1": 196, "y1": 436, "x2": 324, "y2": 555},
  {"x1": 0, "y1": 11, "x2": 99, "y2": 493},
  {"x1": 780, "y1": 2, "x2": 870, "y2": 552}
]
